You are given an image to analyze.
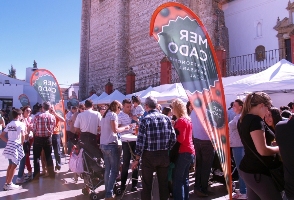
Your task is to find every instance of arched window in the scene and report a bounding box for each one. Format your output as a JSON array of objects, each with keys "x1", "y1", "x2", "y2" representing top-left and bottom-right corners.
[
  {"x1": 255, "y1": 45, "x2": 265, "y2": 62},
  {"x1": 257, "y1": 22, "x2": 262, "y2": 37}
]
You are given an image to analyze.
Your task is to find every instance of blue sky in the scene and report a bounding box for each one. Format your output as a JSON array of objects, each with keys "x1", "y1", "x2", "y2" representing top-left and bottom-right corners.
[{"x1": 0, "y1": 0, "x2": 81, "y2": 87}]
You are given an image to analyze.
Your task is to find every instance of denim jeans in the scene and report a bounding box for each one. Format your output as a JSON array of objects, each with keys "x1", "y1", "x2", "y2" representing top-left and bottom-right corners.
[
  {"x1": 232, "y1": 147, "x2": 246, "y2": 194},
  {"x1": 100, "y1": 144, "x2": 120, "y2": 198},
  {"x1": 17, "y1": 156, "x2": 26, "y2": 178},
  {"x1": 52, "y1": 134, "x2": 61, "y2": 169},
  {"x1": 193, "y1": 138, "x2": 215, "y2": 193},
  {"x1": 173, "y1": 152, "x2": 195, "y2": 200},
  {"x1": 121, "y1": 141, "x2": 138, "y2": 187},
  {"x1": 33, "y1": 136, "x2": 55, "y2": 178},
  {"x1": 141, "y1": 150, "x2": 170, "y2": 200}
]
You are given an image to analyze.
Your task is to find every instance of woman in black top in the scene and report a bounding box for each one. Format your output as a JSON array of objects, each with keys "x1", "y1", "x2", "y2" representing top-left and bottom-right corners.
[{"x1": 237, "y1": 92, "x2": 282, "y2": 200}]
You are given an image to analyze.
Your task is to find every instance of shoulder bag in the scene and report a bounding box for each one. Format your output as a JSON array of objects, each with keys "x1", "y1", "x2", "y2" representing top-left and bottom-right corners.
[{"x1": 243, "y1": 139, "x2": 284, "y2": 192}]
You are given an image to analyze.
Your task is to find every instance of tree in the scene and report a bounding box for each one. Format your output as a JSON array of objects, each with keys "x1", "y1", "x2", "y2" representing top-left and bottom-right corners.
[{"x1": 8, "y1": 65, "x2": 16, "y2": 78}]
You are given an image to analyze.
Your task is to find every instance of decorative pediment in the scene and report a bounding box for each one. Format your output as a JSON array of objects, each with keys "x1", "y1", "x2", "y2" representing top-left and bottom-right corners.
[
  {"x1": 286, "y1": 1, "x2": 294, "y2": 11},
  {"x1": 274, "y1": 17, "x2": 290, "y2": 30}
]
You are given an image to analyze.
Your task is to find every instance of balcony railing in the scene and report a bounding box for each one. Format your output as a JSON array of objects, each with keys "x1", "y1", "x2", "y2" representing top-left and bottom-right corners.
[{"x1": 225, "y1": 48, "x2": 285, "y2": 76}]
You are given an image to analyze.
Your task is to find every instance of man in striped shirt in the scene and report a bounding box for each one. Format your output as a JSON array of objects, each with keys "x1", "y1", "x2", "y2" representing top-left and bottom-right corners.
[
  {"x1": 118, "y1": 99, "x2": 138, "y2": 192},
  {"x1": 32, "y1": 102, "x2": 56, "y2": 179},
  {"x1": 131, "y1": 96, "x2": 176, "y2": 200}
]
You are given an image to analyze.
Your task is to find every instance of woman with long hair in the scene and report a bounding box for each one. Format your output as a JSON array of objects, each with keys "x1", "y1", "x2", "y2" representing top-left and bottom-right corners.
[
  {"x1": 237, "y1": 92, "x2": 282, "y2": 200},
  {"x1": 100, "y1": 100, "x2": 131, "y2": 200},
  {"x1": 229, "y1": 99, "x2": 247, "y2": 199},
  {"x1": 264, "y1": 107, "x2": 282, "y2": 132},
  {"x1": 171, "y1": 99, "x2": 195, "y2": 200}
]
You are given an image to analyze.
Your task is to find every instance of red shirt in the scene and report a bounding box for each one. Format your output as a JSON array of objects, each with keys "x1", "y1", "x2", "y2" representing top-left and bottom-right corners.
[
  {"x1": 174, "y1": 117, "x2": 195, "y2": 155},
  {"x1": 33, "y1": 111, "x2": 56, "y2": 137}
]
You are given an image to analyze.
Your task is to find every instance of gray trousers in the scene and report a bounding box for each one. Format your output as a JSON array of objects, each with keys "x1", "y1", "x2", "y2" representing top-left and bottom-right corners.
[{"x1": 239, "y1": 169, "x2": 282, "y2": 200}]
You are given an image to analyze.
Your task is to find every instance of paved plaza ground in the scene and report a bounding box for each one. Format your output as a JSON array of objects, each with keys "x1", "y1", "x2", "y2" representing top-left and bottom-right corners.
[{"x1": 0, "y1": 140, "x2": 229, "y2": 200}]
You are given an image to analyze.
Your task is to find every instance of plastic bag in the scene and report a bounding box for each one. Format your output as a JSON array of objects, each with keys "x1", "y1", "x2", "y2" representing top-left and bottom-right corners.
[{"x1": 69, "y1": 148, "x2": 84, "y2": 174}]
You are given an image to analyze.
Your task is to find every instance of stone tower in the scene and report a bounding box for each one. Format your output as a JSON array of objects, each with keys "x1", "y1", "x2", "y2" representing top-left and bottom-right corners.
[{"x1": 79, "y1": 0, "x2": 229, "y2": 100}]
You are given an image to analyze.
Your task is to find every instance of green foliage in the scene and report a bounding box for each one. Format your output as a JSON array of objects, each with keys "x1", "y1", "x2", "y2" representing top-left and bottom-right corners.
[{"x1": 8, "y1": 65, "x2": 16, "y2": 78}]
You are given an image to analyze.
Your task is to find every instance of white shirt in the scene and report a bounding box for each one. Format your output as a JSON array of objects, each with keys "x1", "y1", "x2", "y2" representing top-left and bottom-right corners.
[
  {"x1": 74, "y1": 109, "x2": 101, "y2": 135},
  {"x1": 66, "y1": 111, "x2": 73, "y2": 131},
  {"x1": 118, "y1": 111, "x2": 132, "y2": 137},
  {"x1": 228, "y1": 114, "x2": 243, "y2": 147},
  {"x1": 4, "y1": 120, "x2": 25, "y2": 144},
  {"x1": 100, "y1": 111, "x2": 119, "y2": 145},
  {"x1": 131, "y1": 105, "x2": 145, "y2": 116}
]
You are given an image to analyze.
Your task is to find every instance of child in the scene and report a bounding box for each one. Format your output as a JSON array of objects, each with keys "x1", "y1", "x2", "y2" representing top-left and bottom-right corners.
[{"x1": 0, "y1": 109, "x2": 26, "y2": 190}]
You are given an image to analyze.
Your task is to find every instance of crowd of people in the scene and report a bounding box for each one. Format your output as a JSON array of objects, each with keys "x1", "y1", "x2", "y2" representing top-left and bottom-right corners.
[{"x1": 0, "y1": 92, "x2": 293, "y2": 200}]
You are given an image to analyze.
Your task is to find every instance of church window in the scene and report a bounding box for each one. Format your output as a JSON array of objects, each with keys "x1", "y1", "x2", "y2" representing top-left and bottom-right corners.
[
  {"x1": 255, "y1": 45, "x2": 265, "y2": 62},
  {"x1": 257, "y1": 22, "x2": 262, "y2": 37}
]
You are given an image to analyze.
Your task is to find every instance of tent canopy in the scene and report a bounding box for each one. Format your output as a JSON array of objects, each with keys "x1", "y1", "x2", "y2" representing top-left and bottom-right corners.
[
  {"x1": 153, "y1": 83, "x2": 188, "y2": 102},
  {"x1": 225, "y1": 59, "x2": 294, "y2": 95},
  {"x1": 92, "y1": 92, "x2": 109, "y2": 104},
  {"x1": 80, "y1": 93, "x2": 99, "y2": 104},
  {"x1": 95, "y1": 90, "x2": 126, "y2": 104}
]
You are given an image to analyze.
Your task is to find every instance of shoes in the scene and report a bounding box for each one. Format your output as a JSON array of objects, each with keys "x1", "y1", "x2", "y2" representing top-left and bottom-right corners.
[
  {"x1": 24, "y1": 172, "x2": 33, "y2": 181},
  {"x1": 3, "y1": 183, "x2": 20, "y2": 191},
  {"x1": 131, "y1": 186, "x2": 138, "y2": 192},
  {"x1": 55, "y1": 166, "x2": 61, "y2": 171},
  {"x1": 194, "y1": 189, "x2": 208, "y2": 197},
  {"x1": 233, "y1": 191, "x2": 247, "y2": 199},
  {"x1": 16, "y1": 177, "x2": 25, "y2": 185}
]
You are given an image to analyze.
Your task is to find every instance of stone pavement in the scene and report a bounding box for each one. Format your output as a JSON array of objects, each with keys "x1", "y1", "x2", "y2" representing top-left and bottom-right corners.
[{"x1": 0, "y1": 140, "x2": 229, "y2": 200}]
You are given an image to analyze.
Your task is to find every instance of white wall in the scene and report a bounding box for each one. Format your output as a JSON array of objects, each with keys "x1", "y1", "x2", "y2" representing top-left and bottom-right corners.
[
  {"x1": 0, "y1": 69, "x2": 40, "y2": 108},
  {"x1": 223, "y1": 0, "x2": 289, "y2": 58},
  {"x1": 68, "y1": 85, "x2": 79, "y2": 98},
  {"x1": 0, "y1": 84, "x2": 24, "y2": 108}
]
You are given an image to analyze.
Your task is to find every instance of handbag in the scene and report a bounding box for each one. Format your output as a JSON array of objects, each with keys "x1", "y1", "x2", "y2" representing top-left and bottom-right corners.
[{"x1": 243, "y1": 140, "x2": 284, "y2": 192}]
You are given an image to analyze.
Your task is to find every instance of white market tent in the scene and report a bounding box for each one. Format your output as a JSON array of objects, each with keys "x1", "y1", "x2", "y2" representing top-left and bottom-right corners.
[
  {"x1": 224, "y1": 59, "x2": 294, "y2": 107},
  {"x1": 140, "y1": 90, "x2": 161, "y2": 101},
  {"x1": 138, "y1": 86, "x2": 155, "y2": 98},
  {"x1": 153, "y1": 83, "x2": 188, "y2": 102},
  {"x1": 95, "y1": 90, "x2": 126, "y2": 104},
  {"x1": 80, "y1": 93, "x2": 99, "y2": 104},
  {"x1": 92, "y1": 92, "x2": 109, "y2": 104}
]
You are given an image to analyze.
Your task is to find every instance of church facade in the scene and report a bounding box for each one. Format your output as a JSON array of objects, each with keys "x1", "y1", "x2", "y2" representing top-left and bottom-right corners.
[{"x1": 79, "y1": 0, "x2": 229, "y2": 100}]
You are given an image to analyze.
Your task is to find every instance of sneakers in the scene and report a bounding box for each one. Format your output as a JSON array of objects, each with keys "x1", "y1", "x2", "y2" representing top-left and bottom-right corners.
[
  {"x1": 233, "y1": 191, "x2": 247, "y2": 199},
  {"x1": 3, "y1": 183, "x2": 20, "y2": 191},
  {"x1": 15, "y1": 177, "x2": 25, "y2": 185},
  {"x1": 24, "y1": 172, "x2": 33, "y2": 181}
]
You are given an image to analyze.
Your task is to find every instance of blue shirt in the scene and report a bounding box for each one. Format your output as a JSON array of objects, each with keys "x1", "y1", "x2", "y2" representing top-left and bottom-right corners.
[
  {"x1": 135, "y1": 109, "x2": 176, "y2": 156},
  {"x1": 190, "y1": 110, "x2": 209, "y2": 140}
]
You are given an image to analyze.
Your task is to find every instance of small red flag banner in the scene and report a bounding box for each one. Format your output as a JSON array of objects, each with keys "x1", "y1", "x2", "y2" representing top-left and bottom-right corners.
[
  {"x1": 150, "y1": 2, "x2": 232, "y2": 198},
  {"x1": 30, "y1": 69, "x2": 67, "y2": 154}
]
